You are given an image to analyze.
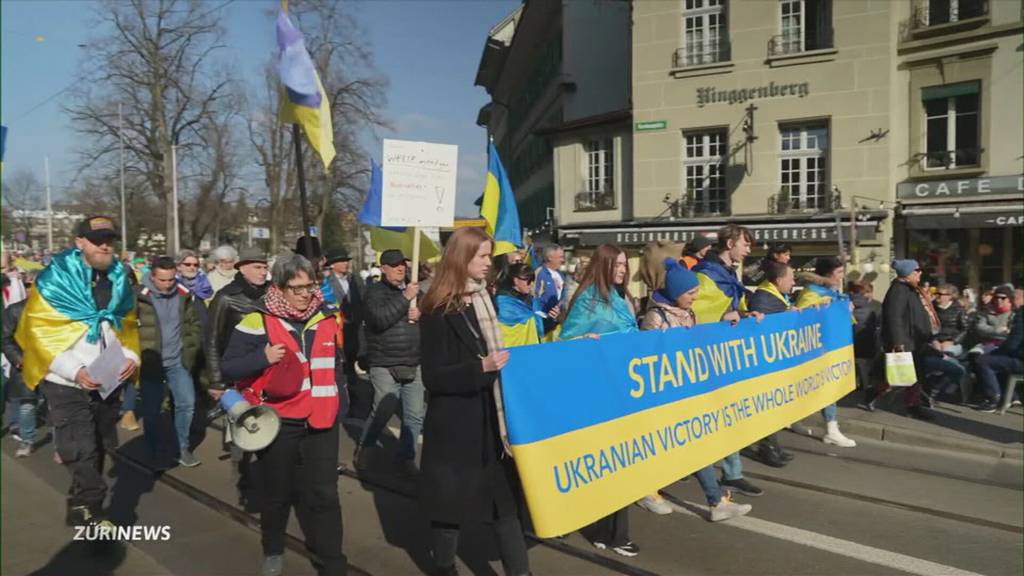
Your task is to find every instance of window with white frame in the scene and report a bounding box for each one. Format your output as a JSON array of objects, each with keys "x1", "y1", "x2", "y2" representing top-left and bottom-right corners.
[
  {"x1": 577, "y1": 138, "x2": 615, "y2": 210},
  {"x1": 923, "y1": 82, "x2": 980, "y2": 169},
  {"x1": 779, "y1": 123, "x2": 828, "y2": 211},
  {"x1": 679, "y1": 0, "x2": 728, "y2": 66},
  {"x1": 775, "y1": 0, "x2": 832, "y2": 55},
  {"x1": 683, "y1": 130, "x2": 728, "y2": 215}
]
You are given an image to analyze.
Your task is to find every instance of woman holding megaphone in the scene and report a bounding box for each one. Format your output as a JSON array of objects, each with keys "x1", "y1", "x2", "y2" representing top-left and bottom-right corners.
[{"x1": 221, "y1": 253, "x2": 347, "y2": 576}]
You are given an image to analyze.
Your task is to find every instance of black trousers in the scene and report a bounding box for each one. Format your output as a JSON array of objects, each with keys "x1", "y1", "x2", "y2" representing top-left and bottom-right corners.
[
  {"x1": 39, "y1": 381, "x2": 120, "y2": 511},
  {"x1": 582, "y1": 507, "x2": 630, "y2": 547},
  {"x1": 258, "y1": 420, "x2": 346, "y2": 576},
  {"x1": 430, "y1": 516, "x2": 530, "y2": 576}
]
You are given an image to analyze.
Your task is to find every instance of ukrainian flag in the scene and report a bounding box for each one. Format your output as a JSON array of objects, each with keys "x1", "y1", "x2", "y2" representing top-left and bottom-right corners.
[
  {"x1": 358, "y1": 159, "x2": 441, "y2": 260},
  {"x1": 276, "y1": 6, "x2": 335, "y2": 170},
  {"x1": 496, "y1": 294, "x2": 543, "y2": 348},
  {"x1": 481, "y1": 142, "x2": 522, "y2": 257}
]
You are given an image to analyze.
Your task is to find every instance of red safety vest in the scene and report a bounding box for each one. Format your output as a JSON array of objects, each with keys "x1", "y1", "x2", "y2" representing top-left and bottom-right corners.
[{"x1": 237, "y1": 312, "x2": 339, "y2": 429}]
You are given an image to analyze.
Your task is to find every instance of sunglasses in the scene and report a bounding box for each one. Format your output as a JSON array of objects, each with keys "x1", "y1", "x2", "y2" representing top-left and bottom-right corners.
[
  {"x1": 517, "y1": 276, "x2": 536, "y2": 283},
  {"x1": 937, "y1": 292, "x2": 952, "y2": 296}
]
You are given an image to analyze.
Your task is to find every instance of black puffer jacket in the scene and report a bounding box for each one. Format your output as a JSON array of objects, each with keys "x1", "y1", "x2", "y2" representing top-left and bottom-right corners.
[
  {"x1": 205, "y1": 274, "x2": 267, "y2": 389},
  {"x1": 362, "y1": 278, "x2": 420, "y2": 367}
]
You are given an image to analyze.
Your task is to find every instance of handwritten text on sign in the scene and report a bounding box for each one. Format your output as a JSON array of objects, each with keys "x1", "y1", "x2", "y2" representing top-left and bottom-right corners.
[{"x1": 381, "y1": 139, "x2": 458, "y2": 227}]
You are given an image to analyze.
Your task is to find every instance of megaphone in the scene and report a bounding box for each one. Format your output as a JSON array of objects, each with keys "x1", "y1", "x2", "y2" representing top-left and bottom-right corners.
[{"x1": 215, "y1": 389, "x2": 281, "y2": 452}]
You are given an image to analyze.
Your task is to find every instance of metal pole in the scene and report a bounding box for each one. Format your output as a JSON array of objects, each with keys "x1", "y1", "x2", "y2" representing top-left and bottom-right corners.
[
  {"x1": 119, "y1": 103, "x2": 127, "y2": 249},
  {"x1": 850, "y1": 202, "x2": 859, "y2": 267},
  {"x1": 44, "y1": 156, "x2": 53, "y2": 252},
  {"x1": 171, "y1": 144, "x2": 180, "y2": 254},
  {"x1": 292, "y1": 124, "x2": 314, "y2": 262}
]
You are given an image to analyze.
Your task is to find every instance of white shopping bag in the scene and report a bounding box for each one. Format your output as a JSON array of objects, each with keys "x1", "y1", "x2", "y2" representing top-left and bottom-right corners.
[{"x1": 885, "y1": 351, "x2": 917, "y2": 387}]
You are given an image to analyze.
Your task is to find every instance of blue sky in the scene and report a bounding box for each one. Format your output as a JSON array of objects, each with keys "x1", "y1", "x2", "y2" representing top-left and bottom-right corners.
[{"x1": 1, "y1": 0, "x2": 519, "y2": 216}]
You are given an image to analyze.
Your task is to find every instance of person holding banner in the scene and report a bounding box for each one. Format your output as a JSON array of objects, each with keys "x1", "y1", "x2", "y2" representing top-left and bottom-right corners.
[
  {"x1": 560, "y1": 244, "x2": 641, "y2": 556},
  {"x1": 418, "y1": 228, "x2": 531, "y2": 576},
  {"x1": 637, "y1": 258, "x2": 754, "y2": 522},
  {"x1": 794, "y1": 256, "x2": 857, "y2": 448},
  {"x1": 220, "y1": 253, "x2": 346, "y2": 576},
  {"x1": 691, "y1": 224, "x2": 765, "y2": 497}
]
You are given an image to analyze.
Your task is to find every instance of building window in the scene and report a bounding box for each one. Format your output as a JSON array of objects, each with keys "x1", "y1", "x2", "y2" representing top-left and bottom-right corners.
[
  {"x1": 771, "y1": 0, "x2": 833, "y2": 56},
  {"x1": 683, "y1": 130, "x2": 728, "y2": 215},
  {"x1": 923, "y1": 82, "x2": 980, "y2": 169},
  {"x1": 576, "y1": 139, "x2": 615, "y2": 211},
  {"x1": 917, "y1": 0, "x2": 988, "y2": 27},
  {"x1": 778, "y1": 123, "x2": 828, "y2": 211},
  {"x1": 676, "y1": 0, "x2": 729, "y2": 67}
]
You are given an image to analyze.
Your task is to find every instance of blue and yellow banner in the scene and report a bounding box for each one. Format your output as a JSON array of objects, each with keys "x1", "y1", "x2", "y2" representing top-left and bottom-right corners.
[{"x1": 500, "y1": 302, "x2": 855, "y2": 537}]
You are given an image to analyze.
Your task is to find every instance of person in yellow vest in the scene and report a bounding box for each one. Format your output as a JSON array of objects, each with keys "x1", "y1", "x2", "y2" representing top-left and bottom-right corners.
[
  {"x1": 794, "y1": 256, "x2": 857, "y2": 447},
  {"x1": 15, "y1": 216, "x2": 141, "y2": 530},
  {"x1": 691, "y1": 224, "x2": 765, "y2": 497},
  {"x1": 220, "y1": 253, "x2": 346, "y2": 576}
]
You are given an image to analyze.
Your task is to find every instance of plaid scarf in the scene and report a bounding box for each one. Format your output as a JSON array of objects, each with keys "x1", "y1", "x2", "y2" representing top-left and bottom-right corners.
[
  {"x1": 264, "y1": 284, "x2": 324, "y2": 321},
  {"x1": 466, "y1": 278, "x2": 512, "y2": 456},
  {"x1": 913, "y1": 283, "x2": 941, "y2": 335}
]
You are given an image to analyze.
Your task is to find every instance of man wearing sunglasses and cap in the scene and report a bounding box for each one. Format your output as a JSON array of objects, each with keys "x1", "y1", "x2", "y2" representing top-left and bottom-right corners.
[{"x1": 15, "y1": 216, "x2": 142, "y2": 530}]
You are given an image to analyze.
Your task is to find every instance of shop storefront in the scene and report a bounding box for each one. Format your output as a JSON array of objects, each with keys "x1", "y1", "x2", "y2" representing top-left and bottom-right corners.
[{"x1": 896, "y1": 175, "x2": 1024, "y2": 289}]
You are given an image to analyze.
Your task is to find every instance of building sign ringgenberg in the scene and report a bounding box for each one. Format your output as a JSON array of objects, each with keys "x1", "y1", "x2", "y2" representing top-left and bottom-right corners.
[{"x1": 697, "y1": 82, "x2": 810, "y2": 108}]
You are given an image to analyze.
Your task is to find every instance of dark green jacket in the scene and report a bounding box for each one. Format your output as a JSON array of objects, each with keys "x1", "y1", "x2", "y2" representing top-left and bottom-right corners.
[{"x1": 136, "y1": 284, "x2": 204, "y2": 383}]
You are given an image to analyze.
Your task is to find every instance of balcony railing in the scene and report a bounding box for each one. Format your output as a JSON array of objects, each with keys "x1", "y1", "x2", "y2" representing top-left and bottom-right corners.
[
  {"x1": 911, "y1": 0, "x2": 988, "y2": 29},
  {"x1": 923, "y1": 148, "x2": 983, "y2": 169},
  {"x1": 769, "y1": 189, "x2": 840, "y2": 214},
  {"x1": 574, "y1": 189, "x2": 616, "y2": 212},
  {"x1": 768, "y1": 27, "x2": 834, "y2": 57},
  {"x1": 673, "y1": 41, "x2": 731, "y2": 68},
  {"x1": 668, "y1": 190, "x2": 730, "y2": 218}
]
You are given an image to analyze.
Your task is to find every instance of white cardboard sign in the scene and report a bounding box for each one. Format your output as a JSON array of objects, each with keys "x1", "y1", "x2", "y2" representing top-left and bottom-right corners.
[{"x1": 381, "y1": 139, "x2": 457, "y2": 227}]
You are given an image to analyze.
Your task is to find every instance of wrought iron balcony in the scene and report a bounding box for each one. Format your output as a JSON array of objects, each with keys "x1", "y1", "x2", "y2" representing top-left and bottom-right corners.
[
  {"x1": 668, "y1": 190, "x2": 730, "y2": 218},
  {"x1": 911, "y1": 0, "x2": 988, "y2": 29},
  {"x1": 767, "y1": 27, "x2": 834, "y2": 57},
  {"x1": 574, "y1": 189, "x2": 616, "y2": 212},
  {"x1": 673, "y1": 41, "x2": 731, "y2": 68},
  {"x1": 923, "y1": 148, "x2": 982, "y2": 169},
  {"x1": 768, "y1": 189, "x2": 840, "y2": 214}
]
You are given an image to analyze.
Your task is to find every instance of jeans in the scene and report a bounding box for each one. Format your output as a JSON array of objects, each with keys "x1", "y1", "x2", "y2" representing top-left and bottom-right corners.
[
  {"x1": 259, "y1": 421, "x2": 346, "y2": 576},
  {"x1": 431, "y1": 517, "x2": 530, "y2": 576},
  {"x1": 358, "y1": 366, "x2": 425, "y2": 461},
  {"x1": 919, "y1": 354, "x2": 967, "y2": 396},
  {"x1": 822, "y1": 404, "x2": 837, "y2": 423},
  {"x1": 17, "y1": 400, "x2": 37, "y2": 443},
  {"x1": 122, "y1": 383, "x2": 137, "y2": 412},
  {"x1": 974, "y1": 354, "x2": 1024, "y2": 402},
  {"x1": 141, "y1": 363, "x2": 196, "y2": 453},
  {"x1": 721, "y1": 452, "x2": 743, "y2": 481},
  {"x1": 693, "y1": 465, "x2": 723, "y2": 506}
]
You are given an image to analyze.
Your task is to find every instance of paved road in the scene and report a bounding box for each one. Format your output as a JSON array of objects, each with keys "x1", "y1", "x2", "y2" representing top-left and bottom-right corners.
[{"x1": 2, "y1": 412, "x2": 1021, "y2": 575}]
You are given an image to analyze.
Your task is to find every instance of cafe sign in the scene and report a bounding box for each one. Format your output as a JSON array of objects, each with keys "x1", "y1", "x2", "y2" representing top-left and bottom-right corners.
[{"x1": 897, "y1": 175, "x2": 1024, "y2": 200}]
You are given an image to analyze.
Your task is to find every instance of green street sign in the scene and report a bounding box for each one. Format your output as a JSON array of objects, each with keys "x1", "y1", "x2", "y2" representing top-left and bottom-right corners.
[{"x1": 635, "y1": 120, "x2": 667, "y2": 132}]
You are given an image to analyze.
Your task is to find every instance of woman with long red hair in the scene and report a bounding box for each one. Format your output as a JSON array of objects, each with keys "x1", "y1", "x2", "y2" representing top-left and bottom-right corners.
[{"x1": 418, "y1": 227, "x2": 530, "y2": 576}]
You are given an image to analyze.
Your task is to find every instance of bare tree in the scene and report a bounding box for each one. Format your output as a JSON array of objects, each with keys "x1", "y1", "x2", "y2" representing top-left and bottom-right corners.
[
  {"x1": 65, "y1": 0, "x2": 233, "y2": 251},
  {"x1": 1, "y1": 168, "x2": 44, "y2": 245}
]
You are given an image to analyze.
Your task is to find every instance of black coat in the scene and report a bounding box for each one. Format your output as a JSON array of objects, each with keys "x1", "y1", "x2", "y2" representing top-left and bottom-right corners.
[
  {"x1": 2, "y1": 301, "x2": 31, "y2": 400},
  {"x1": 882, "y1": 280, "x2": 935, "y2": 354},
  {"x1": 205, "y1": 274, "x2": 267, "y2": 389},
  {"x1": 418, "y1": 306, "x2": 518, "y2": 525},
  {"x1": 935, "y1": 302, "x2": 968, "y2": 343},
  {"x1": 363, "y1": 279, "x2": 420, "y2": 367},
  {"x1": 851, "y1": 293, "x2": 882, "y2": 359}
]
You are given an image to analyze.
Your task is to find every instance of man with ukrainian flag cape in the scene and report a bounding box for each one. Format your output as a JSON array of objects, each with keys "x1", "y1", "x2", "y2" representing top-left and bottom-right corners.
[
  {"x1": 15, "y1": 215, "x2": 140, "y2": 530},
  {"x1": 689, "y1": 223, "x2": 766, "y2": 498}
]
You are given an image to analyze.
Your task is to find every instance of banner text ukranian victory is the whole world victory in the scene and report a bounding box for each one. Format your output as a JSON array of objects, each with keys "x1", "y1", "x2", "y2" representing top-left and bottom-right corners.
[{"x1": 500, "y1": 302, "x2": 855, "y2": 538}]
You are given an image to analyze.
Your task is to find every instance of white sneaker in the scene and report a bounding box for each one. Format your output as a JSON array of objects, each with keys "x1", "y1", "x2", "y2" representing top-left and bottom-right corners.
[
  {"x1": 823, "y1": 431, "x2": 856, "y2": 447},
  {"x1": 636, "y1": 494, "x2": 673, "y2": 515},
  {"x1": 710, "y1": 494, "x2": 752, "y2": 522},
  {"x1": 15, "y1": 442, "x2": 32, "y2": 458}
]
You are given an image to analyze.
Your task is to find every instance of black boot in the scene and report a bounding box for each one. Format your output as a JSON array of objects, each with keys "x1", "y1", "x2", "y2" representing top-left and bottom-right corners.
[{"x1": 757, "y1": 439, "x2": 788, "y2": 468}]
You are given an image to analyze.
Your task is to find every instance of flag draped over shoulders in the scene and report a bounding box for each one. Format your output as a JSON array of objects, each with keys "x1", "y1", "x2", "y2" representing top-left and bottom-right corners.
[
  {"x1": 15, "y1": 249, "x2": 139, "y2": 390},
  {"x1": 496, "y1": 293, "x2": 543, "y2": 347},
  {"x1": 559, "y1": 285, "x2": 637, "y2": 340},
  {"x1": 692, "y1": 256, "x2": 749, "y2": 324}
]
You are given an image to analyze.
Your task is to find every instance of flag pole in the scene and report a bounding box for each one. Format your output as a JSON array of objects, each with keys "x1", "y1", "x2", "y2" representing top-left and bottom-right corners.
[
  {"x1": 409, "y1": 227, "x2": 421, "y2": 320},
  {"x1": 292, "y1": 123, "x2": 315, "y2": 262}
]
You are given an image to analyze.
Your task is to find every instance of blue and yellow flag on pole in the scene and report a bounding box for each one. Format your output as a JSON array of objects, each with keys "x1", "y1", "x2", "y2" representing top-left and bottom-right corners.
[
  {"x1": 276, "y1": 5, "x2": 335, "y2": 170},
  {"x1": 481, "y1": 142, "x2": 522, "y2": 257},
  {"x1": 358, "y1": 159, "x2": 441, "y2": 260}
]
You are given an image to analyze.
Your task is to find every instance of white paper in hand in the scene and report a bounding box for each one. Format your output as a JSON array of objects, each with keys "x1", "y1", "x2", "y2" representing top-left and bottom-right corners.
[{"x1": 88, "y1": 340, "x2": 128, "y2": 399}]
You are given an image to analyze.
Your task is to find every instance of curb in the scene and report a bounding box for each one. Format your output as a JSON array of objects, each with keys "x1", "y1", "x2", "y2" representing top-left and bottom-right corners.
[{"x1": 793, "y1": 417, "x2": 1024, "y2": 460}]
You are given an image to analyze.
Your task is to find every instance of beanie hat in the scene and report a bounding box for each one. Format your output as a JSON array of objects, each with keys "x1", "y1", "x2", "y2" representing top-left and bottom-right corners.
[
  {"x1": 892, "y1": 259, "x2": 920, "y2": 278},
  {"x1": 662, "y1": 257, "x2": 699, "y2": 301}
]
